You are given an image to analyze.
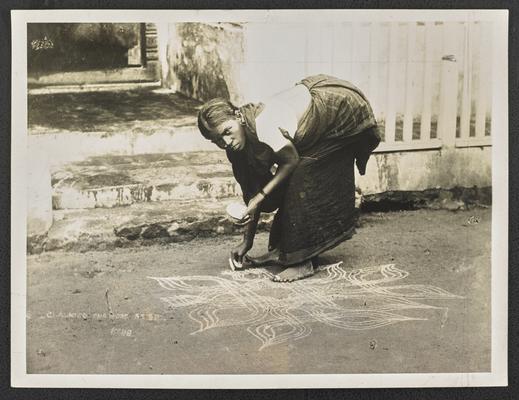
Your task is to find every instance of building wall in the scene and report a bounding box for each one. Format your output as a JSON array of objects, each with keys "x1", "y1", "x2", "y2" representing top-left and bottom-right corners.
[{"x1": 165, "y1": 23, "x2": 245, "y2": 104}]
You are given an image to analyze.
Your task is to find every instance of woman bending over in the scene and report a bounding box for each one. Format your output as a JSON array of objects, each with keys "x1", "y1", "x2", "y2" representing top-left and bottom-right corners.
[{"x1": 197, "y1": 74, "x2": 380, "y2": 282}]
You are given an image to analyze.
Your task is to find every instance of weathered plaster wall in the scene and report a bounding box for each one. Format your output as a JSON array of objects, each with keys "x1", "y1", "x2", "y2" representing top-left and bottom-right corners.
[{"x1": 165, "y1": 23, "x2": 245, "y2": 104}]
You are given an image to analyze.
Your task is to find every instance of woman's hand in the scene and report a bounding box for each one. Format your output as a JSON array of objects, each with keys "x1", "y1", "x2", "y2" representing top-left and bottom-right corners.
[
  {"x1": 231, "y1": 240, "x2": 253, "y2": 263},
  {"x1": 240, "y1": 192, "x2": 265, "y2": 224}
]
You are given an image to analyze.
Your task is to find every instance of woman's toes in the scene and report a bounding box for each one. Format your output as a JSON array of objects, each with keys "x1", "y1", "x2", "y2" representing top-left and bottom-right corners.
[{"x1": 271, "y1": 263, "x2": 314, "y2": 283}]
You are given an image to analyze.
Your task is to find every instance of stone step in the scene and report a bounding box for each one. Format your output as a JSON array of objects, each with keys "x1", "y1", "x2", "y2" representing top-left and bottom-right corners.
[
  {"x1": 28, "y1": 183, "x2": 490, "y2": 254},
  {"x1": 29, "y1": 197, "x2": 273, "y2": 254},
  {"x1": 51, "y1": 151, "x2": 243, "y2": 209}
]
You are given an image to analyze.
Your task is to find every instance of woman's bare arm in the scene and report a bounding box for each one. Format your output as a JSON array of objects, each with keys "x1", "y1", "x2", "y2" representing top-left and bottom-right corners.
[
  {"x1": 233, "y1": 141, "x2": 299, "y2": 262},
  {"x1": 243, "y1": 141, "x2": 300, "y2": 218},
  {"x1": 263, "y1": 141, "x2": 300, "y2": 194},
  {"x1": 243, "y1": 208, "x2": 261, "y2": 245}
]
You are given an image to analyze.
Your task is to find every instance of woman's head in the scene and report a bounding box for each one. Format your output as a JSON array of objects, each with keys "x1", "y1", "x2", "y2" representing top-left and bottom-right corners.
[{"x1": 198, "y1": 98, "x2": 246, "y2": 152}]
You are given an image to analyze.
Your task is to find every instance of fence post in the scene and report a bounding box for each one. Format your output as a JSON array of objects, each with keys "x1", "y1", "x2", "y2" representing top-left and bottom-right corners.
[
  {"x1": 384, "y1": 22, "x2": 399, "y2": 145},
  {"x1": 368, "y1": 22, "x2": 380, "y2": 116},
  {"x1": 437, "y1": 22, "x2": 459, "y2": 147},
  {"x1": 475, "y1": 21, "x2": 492, "y2": 138},
  {"x1": 403, "y1": 22, "x2": 417, "y2": 143},
  {"x1": 459, "y1": 22, "x2": 473, "y2": 140},
  {"x1": 420, "y1": 22, "x2": 434, "y2": 141}
]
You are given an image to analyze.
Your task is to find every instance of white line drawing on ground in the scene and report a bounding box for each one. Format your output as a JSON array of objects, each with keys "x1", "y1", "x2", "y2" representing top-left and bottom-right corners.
[{"x1": 149, "y1": 263, "x2": 462, "y2": 350}]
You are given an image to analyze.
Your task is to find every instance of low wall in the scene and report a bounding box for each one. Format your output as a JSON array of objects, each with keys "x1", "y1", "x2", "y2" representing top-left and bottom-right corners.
[{"x1": 360, "y1": 146, "x2": 492, "y2": 194}]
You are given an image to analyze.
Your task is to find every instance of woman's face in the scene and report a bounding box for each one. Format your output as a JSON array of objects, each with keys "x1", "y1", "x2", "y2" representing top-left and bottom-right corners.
[{"x1": 209, "y1": 118, "x2": 246, "y2": 152}]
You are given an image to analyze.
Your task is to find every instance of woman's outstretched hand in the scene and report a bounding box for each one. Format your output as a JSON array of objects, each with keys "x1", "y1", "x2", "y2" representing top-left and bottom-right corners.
[{"x1": 231, "y1": 240, "x2": 253, "y2": 263}]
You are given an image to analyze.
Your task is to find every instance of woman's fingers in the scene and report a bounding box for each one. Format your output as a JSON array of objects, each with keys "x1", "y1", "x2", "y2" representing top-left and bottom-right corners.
[
  {"x1": 241, "y1": 208, "x2": 253, "y2": 219},
  {"x1": 231, "y1": 249, "x2": 246, "y2": 264},
  {"x1": 235, "y1": 216, "x2": 251, "y2": 226}
]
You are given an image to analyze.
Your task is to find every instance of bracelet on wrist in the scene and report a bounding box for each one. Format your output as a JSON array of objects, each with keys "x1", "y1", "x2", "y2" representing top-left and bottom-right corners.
[{"x1": 259, "y1": 189, "x2": 267, "y2": 198}]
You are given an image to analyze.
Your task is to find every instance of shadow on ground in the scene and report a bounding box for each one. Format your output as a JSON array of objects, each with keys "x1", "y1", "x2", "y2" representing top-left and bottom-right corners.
[{"x1": 29, "y1": 88, "x2": 201, "y2": 133}]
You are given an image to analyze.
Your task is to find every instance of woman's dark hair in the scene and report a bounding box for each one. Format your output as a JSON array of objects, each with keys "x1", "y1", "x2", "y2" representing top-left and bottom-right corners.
[{"x1": 197, "y1": 98, "x2": 238, "y2": 139}]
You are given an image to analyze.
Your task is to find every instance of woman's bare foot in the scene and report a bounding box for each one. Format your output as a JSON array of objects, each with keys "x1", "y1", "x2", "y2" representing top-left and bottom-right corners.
[
  {"x1": 272, "y1": 260, "x2": 315, "y2": 283},
  {"x1": 244, "y1": 248, "x2": 281, "y2": 267}
]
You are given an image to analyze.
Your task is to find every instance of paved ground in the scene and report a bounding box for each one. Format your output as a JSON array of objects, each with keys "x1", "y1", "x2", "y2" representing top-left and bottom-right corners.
[{"x1": 26, "y1": 208, "x2": 491, "y2": 375}]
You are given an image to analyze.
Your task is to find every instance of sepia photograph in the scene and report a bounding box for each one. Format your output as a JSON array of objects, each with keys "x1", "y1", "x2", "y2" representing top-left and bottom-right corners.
[{"x1": 11, "y1": 9, "x2": 508, "y2": 388}]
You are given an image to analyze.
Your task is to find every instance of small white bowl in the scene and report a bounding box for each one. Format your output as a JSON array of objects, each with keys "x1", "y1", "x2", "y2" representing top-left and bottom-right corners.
[{"x1": 226, "y1": 202, "x2": 247, "y2": 221}]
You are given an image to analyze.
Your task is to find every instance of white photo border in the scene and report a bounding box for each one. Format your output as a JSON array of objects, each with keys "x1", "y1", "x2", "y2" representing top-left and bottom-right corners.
[{"x1": 11, "y1": 8, "x2": 509, "y2": 389}]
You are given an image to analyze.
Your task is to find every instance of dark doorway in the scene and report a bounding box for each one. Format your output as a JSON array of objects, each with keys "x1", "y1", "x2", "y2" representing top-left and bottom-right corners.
[{"x1": 28, "y1": 23, "x2": 144, "y2": 75}]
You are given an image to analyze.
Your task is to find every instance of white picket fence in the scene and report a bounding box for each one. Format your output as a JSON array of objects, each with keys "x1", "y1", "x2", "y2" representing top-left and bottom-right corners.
[
  {"x1": 243, "y1": 20, "x2": 494, "y2": 153},
  {"x1": 302, "y1": 21, "x2": 494, "y2": 152},
  {"x1": 329, "y1": 21, "x2": 493, "y2": 152}
]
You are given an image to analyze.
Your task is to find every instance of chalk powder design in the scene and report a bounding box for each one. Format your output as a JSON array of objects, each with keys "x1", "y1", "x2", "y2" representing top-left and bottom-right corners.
[{"x1": 149, "y1": 263, "x2": 462, "y2": 350}]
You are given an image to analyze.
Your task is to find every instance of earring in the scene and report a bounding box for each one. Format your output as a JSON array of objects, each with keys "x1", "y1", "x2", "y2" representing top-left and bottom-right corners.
[{"x1": 234, "y1": 109, "x2": 245, "y2": 126}]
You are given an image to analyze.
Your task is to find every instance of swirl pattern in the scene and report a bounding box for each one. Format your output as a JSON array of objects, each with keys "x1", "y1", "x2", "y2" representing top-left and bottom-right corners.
[{"x1": 150, "y1": 263, "x2": 462, "y2": 350}]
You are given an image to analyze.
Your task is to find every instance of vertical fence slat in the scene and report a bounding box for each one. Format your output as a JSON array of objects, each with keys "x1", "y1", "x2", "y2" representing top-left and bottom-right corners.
[
  {"x1": 351, "y1": 22, "x2": 362, "y2": 86},
  {"x1": 403, "y1": 22, "x2": 416, "y2": 143},
  {"x1": 459, "y1": 22, "x2": 473, "y2": 139},
  {"x1": 489, "y1": 17, "x2": 504, "y2": 141},
  {"x1": 343, "y1": 22, "x2": 353, "y2": 80},
  {"x1": 475, "y1": 22, "x2": 491, "y2": 138},
  {"x1": 420, "y1": 22, "x2": 434, "y2": 141},
  {"x1": 384, "y1": 22, "x2": 399, "y2": 144},
  {"x1": 369, "y1": 22, "x2": 380, "y2": 117},
  {"x1": 303, "y1": 24, "x2": 310, "y2": 77},
  {"x1": 322, "y1": 22, "x2": 334, "y2": 75},
  {"x1": 331, "y1": 22, "x2": 351, "y2": 80},
  {"x1": 330, "y1": 23, "x2": 336, "y2": 76},
  {"x1": 437, "y1": 22, "x2": 459, "y2": 147}
]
